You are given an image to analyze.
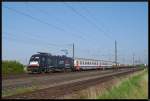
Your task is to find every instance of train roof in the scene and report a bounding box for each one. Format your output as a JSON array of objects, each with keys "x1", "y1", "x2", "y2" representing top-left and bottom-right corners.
[
  {"x1": 74, "y1": 57, "x2": 114, "y2": 62},
  {"x1": 31, "y1": 52, "x2": 52, "y2": 57},
  {"x1": 31, "y1": 53, "x2": 73, "y2": 59}
]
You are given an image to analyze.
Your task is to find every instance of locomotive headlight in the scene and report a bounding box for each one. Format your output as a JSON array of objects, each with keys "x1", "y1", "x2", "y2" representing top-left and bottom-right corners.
[{"x1": 29, "y1": 61, "x2": 39, "y2": 66}]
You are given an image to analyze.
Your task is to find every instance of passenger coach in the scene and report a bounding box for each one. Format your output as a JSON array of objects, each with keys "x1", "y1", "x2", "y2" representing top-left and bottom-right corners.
[{"x1": 74, "y1": 58, "x2": 113, "y2": 70}]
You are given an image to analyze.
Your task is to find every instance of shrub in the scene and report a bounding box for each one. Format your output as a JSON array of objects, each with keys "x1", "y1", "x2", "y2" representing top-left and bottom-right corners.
[{"x1": 2, "y1": 60, "x2": 25, "y2": 75}]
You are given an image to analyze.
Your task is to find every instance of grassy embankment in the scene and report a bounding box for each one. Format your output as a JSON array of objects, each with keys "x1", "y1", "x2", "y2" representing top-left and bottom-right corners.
[
  {"x1": 97, "y1": 68, "x2": 148, "y2": 99},
  {"x1": 2, "y1": 60, "x2": 25, "y2": 76}
]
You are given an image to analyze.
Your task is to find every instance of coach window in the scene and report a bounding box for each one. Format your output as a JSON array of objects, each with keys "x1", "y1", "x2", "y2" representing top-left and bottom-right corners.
[{"x1": 80, "y1": 61, "x2": 82, "y2": 65}]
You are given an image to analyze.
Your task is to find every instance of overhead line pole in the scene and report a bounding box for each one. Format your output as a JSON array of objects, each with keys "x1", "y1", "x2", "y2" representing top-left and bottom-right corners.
[
  {"x1": 73, "y1": 43, "x2": 74, "y2": 60},
  {"x1": 115, "y1": 40, "x2": 117, "y2": 69},
  {"x1": 72, "y1": 43, "x2": 75, "y2": 71},
  {"x1": 133, "y1": 53, "x2": 135, "y2": 67}
]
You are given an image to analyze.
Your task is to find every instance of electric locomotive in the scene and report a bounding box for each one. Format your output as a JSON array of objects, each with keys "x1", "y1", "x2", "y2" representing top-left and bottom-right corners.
[{"x1": 27, "y1": 52, "x2": 74, "y2": 73}]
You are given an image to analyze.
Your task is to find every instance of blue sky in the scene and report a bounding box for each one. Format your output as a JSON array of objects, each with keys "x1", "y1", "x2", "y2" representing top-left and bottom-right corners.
[{"x1": 2, "y1": 2, "x2": 148, "y2": 65}]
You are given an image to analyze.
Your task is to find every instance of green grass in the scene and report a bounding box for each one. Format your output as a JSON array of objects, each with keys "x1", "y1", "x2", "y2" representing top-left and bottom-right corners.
[
  {"x1": 2, "y1": 86, "x2": 39, "y2": 97},
  {"x1": 97, "y1": 69, "x2": 148, "y2": 99},
  {"x1": 2, "y1": 60, "x2": 25, "y2": 75}
]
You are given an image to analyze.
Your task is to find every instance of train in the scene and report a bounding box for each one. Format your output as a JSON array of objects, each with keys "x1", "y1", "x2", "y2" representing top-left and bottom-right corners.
[{"x1": 27, "y1": 52, "x2": 117, "y2": 73}]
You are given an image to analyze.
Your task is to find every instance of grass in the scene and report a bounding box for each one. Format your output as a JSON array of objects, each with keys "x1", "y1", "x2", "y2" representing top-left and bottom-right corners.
[
  {"x1": 97, "y1": 69, "x2": 148, "y2": 99},
  {"x1": 2, "y1": 60, "x2": 25, "y2": 75},
  {"x1": 2, "y1": 86, "x2": 39, "y2": 97},
  {"x1": 61, "y1": 69, "x2": 148, "y2": 99}
]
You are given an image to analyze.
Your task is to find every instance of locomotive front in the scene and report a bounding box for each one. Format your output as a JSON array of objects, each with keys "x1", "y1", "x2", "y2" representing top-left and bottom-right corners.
[{"x1": 27, "y1": 54, "x2": 41, "y2": 73}]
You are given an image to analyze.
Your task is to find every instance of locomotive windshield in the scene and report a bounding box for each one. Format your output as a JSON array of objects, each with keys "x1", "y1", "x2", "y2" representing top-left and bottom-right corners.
[{"x1": 30, "y1": 56, "x2": 40, "y2": 62}]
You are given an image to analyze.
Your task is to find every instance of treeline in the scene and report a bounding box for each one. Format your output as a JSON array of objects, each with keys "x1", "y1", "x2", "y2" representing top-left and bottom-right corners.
[{"x1": 2, "y1": 60, "x2": 25, "y2": 75}]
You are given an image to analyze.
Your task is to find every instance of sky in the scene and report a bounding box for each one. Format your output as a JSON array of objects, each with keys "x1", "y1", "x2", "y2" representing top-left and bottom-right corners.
[{"x1": 2, "y1": 2, "x2": 148, "y2": 65}]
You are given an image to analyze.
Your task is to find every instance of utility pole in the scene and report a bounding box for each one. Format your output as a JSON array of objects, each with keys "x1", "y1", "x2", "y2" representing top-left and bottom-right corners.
[
  {"x1": 133, "y1": 53, "x2": 135, "y2": 67},
  {"x1": 115, "y1": 40, "x2": 117, "y2": 69},
  {"x1": 73, "y1": 43, "x2": 74, "y2": 60}
]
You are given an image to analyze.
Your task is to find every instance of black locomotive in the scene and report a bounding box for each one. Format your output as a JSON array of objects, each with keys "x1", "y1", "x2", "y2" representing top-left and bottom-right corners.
[{"x1": 27, "y1": 52, "x2": 74, "y2": 73}]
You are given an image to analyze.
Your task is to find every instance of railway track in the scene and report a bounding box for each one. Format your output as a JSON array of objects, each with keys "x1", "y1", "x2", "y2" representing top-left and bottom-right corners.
[
  {"x1": 2, "y1": 69, "x2": 119, "y2": 94},
  {"x1": 2, "y1": 69, "x2": 112, "y2": 80},
  {"x1": 2, "y1": 67, "x2": 142, "y2": 99},
  {"x1": 2, "y1": 67, "x2": 132, "y2": 80}
]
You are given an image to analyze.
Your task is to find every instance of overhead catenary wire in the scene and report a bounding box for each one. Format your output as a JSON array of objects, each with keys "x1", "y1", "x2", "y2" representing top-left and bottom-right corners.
[
  {"x1": 4, "y1": 5, "x2": 105, "y2": 57},
  {"x1": 63, "y1": 2, "x2": 114, "y2": 40},
  {"x1": 4, "y1": 4, "x2": 113, "y2": 43},
  {"x1": 3, "y1": 31, "x2": 74, "y2": 57},
  {"x1": 3, "y1": 4, "x2": 116, "y2": 61},
  {"x1": 3, "y1": 6, "x2": 86, "y2": 41},
  {"x1": 77, "y1": 5, "x2": 118, "y2": 64},
  {"x1": 3, "y1": 6, "x2": 66, "y2": 32},
  {"x1": 3, "y1": 35, "x2": 73, "y2": 56},
  {"x1": 23, "y1": 3, "x2": 105, "y2": 46},
  {"x1": 3, "y1": 31, "x2": 72, "y2": 47},
  {"x1": 29, "y1": 5, "x2": 100, "y2": 45},
  {"x1": 81, "y1": 6, "x2": 114, "y2": 39}
]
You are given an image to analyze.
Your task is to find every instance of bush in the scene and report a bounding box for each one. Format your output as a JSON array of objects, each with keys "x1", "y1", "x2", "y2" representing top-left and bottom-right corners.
[{"x1": 2, "y1": 60, "x2": 25, "y2": 75}]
